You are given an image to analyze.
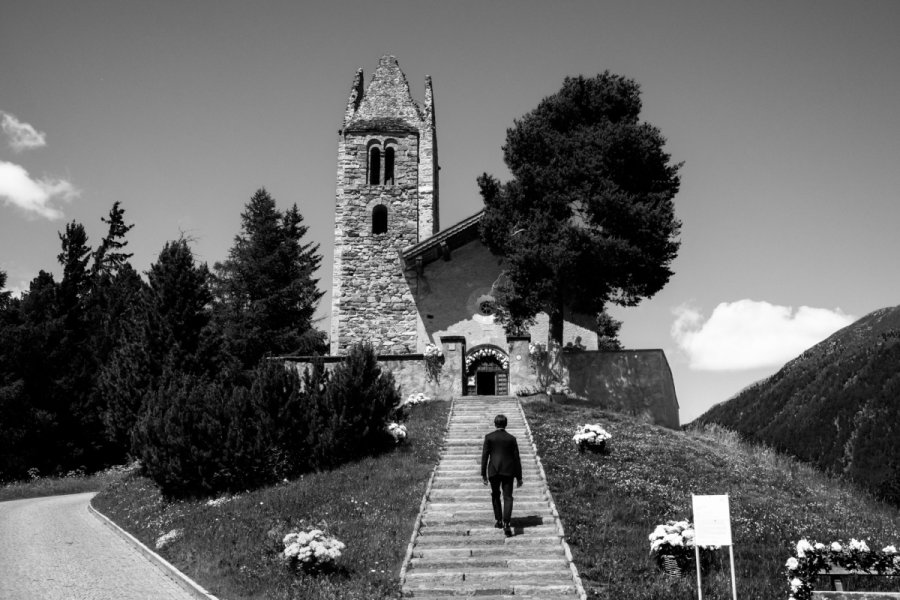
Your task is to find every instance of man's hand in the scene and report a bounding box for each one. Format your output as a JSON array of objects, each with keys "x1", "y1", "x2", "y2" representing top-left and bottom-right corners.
[
  {"x1": 482, "y1": 478, "x2": 489, "y2": 486},
  {"x1": 517, "y1": 479, "x2": 523, "y2": 488}
]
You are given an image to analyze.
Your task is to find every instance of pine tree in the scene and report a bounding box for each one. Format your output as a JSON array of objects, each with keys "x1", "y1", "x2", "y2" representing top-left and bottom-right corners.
[
  {"x1": 92, "y1": 201, "x2": 134, "y2": 280},
  {"x1": 213, "y1": 188, "x2": 325, "y2": 369},
  {"x1": 479, "y1": 72, "x2": 682, "y2": 346},
  {"x1": 101, "y1": 238, "x2": 218, "y2": 452}
]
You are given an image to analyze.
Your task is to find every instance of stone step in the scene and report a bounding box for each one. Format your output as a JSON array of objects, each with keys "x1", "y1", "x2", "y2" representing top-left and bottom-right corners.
[
  {"x1": 404, "y1": 571, "x2": 573, "y2": 585},
  {"x1": 406, "y1": 595, "x2": 574, "y2": 600},
  {"x1": 414, "y1": 535, "x2": 562, "y2": 547},
  {"x1": 402, "y1": 583, "x2": 577, "y2": 598},
  {"x1": 425, "y1": 501, "x2": 550, "y2": 512},
  {"x1": 412, "y1": 546, "x2": 566, "y2": 559},
  {"x1": 427, "y1": 491, "x2": 546, "y2": 501},
  {"x1": 422, "y1": 515, "x2": 553, "y2": 527},
  {"x1": 409, "y1": 557, "x2": 569, "y2": 570},
  {"x1": 417, "y1": 524, "x2": 559, "y2": 537}
]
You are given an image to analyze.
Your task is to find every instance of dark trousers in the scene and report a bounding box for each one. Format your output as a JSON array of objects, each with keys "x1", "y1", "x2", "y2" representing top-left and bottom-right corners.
[{"x1": 489, "y1": 475, "x2": 514, "y2": 524}]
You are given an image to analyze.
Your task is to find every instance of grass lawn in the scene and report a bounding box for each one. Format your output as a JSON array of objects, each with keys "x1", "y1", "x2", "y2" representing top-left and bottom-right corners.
[
  {"x1": 0, "y1": 466, "x2": 130, "y2": 502},
  {"x1": 523, "y1": 397, "x2": 900, "y2": 600},
  {"x1": 91, "y1": 399, "x2": 449, "y2": 600}
]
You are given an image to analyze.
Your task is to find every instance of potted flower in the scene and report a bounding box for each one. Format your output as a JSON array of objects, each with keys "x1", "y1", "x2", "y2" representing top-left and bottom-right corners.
[
  {"x1": 573, "y1": 424, "x2": 612, "y2": 453},
  {"x1": 386, "y1": 422, "x2": 408, "y2": 444},
  {"x1": 648, "y1": 520, "x2": 718, "y2": 576},
  {"x1": 282, "y1": 528, "x2": 346, "y2": 573},
  {"x1": 424, "y1": 343, "x2": 444, "y2": 382}
]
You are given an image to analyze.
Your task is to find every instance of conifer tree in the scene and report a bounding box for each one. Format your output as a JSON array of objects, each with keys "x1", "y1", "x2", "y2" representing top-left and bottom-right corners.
[
  {"x1": 101, "y1": 238, "x2": 218, "y2": 451},
  {"x1": 213, "y1": 188, "x2": 325, "y2": 369},
  {"x1": 479, "y1": 72, "x2": 682, "y2": 347}
]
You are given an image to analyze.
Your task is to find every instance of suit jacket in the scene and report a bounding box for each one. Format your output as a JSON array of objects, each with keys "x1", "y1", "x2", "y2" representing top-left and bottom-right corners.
[{"x1": 481, "y1": 428, "x2": 523, "y2": 481}]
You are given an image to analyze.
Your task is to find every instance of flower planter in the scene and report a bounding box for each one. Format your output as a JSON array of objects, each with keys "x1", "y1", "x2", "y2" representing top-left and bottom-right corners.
[
  {"x1": 659, "y1": 554, "x2": 684, "y2": 577},
  {"x1": 578, "y1": 440, "x2": 606, "y2": 454}
]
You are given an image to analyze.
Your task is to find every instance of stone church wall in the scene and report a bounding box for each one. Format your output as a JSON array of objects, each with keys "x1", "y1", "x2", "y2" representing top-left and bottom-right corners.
[
  {"x1": 563, "y1": 350, "x2": 680, "y2": 428},
  {"x1": 408, "y1": 238, "x2": 599, "y2": 352}
]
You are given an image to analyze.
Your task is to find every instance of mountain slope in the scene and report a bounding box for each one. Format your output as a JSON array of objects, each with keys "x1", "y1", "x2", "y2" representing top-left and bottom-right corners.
[{"x1": 696, "y1": 305, "x2": 900, "y2": 502}]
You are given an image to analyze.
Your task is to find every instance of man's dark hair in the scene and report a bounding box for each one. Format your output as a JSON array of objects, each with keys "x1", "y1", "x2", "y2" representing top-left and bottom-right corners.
[{"x1": 494, "y1": 414, "x2": 507, "y2": 428}]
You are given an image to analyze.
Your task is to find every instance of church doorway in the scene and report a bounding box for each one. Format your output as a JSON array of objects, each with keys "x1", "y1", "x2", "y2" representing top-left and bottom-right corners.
[{"x1": 465, "y1": 345, "x2": 510, "y2": 396}]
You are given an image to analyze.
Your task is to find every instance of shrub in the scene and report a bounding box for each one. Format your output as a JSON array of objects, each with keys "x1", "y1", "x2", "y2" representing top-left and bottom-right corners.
[
  {"x1": 132, "y1": 344, "x2": 402, "y2": 498},
  {"x1": 306, "y1": 343, "x2": 399, "y2": 469},
  {"x1": 132, "y1": 371, "x2": 267, "y2": 498}
]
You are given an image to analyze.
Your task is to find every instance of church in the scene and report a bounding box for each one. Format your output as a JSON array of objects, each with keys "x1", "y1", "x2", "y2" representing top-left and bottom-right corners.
[
  {"x1": 305, "y1": 55, "x2": 678, "y2": 426},
  {"x1": 328, "y1": 55, "x2": 599, "y2": 396}
]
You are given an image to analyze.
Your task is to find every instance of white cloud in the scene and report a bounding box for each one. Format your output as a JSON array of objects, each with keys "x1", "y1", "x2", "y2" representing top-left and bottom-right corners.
[
  {"x1": 671, "y1": 299, "x2": 855, "y2": 371},
  {"x1": 0, "y1": 160, "x2": 78, "y2": 220},
  {"x1": 1, "y1": 111, "x2": 47, "y2": 152}
]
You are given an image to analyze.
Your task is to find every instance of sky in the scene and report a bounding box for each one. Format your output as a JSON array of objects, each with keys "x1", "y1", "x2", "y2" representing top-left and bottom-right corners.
[{"x1": 2, "y1": 1, "x2": 899, "y2": 423}]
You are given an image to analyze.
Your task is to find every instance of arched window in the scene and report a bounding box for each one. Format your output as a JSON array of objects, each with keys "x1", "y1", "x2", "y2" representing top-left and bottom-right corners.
[
  {"x1": 369, "y1": 147, "x2": 381, "y2": 185},
  {"x1": 372, "y1": 204, "x2": 388, "y2": 234},
  {"x1": 384, "y1": 147, "x2": 395, "y2": 185}
]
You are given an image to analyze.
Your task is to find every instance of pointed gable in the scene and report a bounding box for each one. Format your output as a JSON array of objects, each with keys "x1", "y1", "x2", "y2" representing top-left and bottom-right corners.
[{"x1": 346, "y1": 55, "x2": 423, "y2": 132}]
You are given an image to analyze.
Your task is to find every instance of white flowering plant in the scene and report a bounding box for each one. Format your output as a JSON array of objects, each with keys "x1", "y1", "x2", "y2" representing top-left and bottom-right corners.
[
  {"x1": 648, "y1": 520, "x2": 719, "y2": 573},
  {"x1": 405, "y1": 392, "x2": 430, "y2": 406},
  {"x1": 785, "y1": 538, "x2": 900, "y2": 600},
  {"x1": 423, "y1": 343, "x2": 444, "y2": 382},
  {"x1": 573, "y1": 424, "x2": 612, "y2": 452},
  {"x1": 282, "y1": 528, "x2": 346, "y2": 573},
  {"x1": 386, "y1": 422, "x2": 408, "y2": 444}
]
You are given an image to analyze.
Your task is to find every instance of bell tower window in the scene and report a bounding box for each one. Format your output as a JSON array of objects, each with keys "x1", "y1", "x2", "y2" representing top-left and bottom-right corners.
[
  {"x1": 372, "y1": 204, "x2": 388, "y2": 234},
  {"x1": 369, "y1": 147, "x2": 381, "y2": 185},
  {"x1": 384, "y1": 147, "x2": 395, "y2": 185}
]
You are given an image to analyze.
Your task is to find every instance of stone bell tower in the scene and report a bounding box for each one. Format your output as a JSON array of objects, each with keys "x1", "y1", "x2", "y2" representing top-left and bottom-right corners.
[{"x1": 330, "y1": 55, "x2": 439, "y2": 355}]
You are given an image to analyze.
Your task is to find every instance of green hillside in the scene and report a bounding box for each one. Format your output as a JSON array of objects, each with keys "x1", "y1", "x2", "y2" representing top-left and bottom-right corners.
[
  {"x1": 524, "y1": 398, "x2": 900, "y2": 599},
  {"x1": 695, "y1": 305, "x2": 900, "y2": 503}
]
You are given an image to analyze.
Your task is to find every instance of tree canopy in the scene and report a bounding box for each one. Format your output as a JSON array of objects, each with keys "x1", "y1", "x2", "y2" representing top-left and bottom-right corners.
[
  {"x1": 479, "y1": 72, "x2": 682, "y2": 344},
  {"x1": 213, "y1": 188, "x2": 325, "y2": 368}
]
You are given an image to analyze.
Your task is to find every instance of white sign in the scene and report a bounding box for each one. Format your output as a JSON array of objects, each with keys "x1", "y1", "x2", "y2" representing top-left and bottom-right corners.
[{"x1": 692, "y1": 494, "x2": 733, "y2": 547}]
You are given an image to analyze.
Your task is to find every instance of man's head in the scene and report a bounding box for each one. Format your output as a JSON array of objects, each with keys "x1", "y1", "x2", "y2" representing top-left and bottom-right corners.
[{"x1": 494, "y1": 414, "x2": 508, "y2": 429}]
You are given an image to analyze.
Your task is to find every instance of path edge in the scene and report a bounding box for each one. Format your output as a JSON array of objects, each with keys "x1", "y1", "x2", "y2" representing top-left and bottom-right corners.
[
  {"x1": 398, "y1": 395, "x2": 456, "y2": 592},
  {"x1": 517, "y1": 398, "x2": 589, "y2": 600},
  {"x1": 88, "y1": 501, "x2": 220, "y2": 600}
]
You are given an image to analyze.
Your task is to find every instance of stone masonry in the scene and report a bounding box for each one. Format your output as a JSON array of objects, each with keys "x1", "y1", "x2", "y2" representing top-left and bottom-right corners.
[{"x1": 330, "y1": 55, "x2": 438, "y2": 355}]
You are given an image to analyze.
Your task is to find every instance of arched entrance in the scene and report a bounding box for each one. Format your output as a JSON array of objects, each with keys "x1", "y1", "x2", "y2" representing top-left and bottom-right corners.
[{"x1": 465, "y1": 345, "x2": 510, "y2": 396}]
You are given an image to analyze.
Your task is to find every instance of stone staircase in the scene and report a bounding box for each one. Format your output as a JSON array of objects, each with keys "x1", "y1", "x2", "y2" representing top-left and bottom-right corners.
[{"x1": 400, "y1": 396, "x2": 585, "y2": 599}]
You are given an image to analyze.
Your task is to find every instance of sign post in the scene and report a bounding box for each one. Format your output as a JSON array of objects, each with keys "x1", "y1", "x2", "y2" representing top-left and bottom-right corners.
[{"x1": 692, "y1": 494, "x2": 737, "y2": 600}]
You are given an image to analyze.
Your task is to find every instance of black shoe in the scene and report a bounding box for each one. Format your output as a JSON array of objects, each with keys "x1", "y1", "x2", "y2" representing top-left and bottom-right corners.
[
  {"x1": 503, "y1": 523, "x2": 513, "y2": 537},
  {"x1": 494, "y1": 520, "x2": 503, "y2": 529}
]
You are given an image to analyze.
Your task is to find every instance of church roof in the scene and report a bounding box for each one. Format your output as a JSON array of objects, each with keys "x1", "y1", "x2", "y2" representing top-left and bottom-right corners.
[
  {"x1": 401, "y1": 210, "x2": 484, "y2": 270},
  {"x1": 346, "y1": 55, "x2": 424, "y2": 132}
]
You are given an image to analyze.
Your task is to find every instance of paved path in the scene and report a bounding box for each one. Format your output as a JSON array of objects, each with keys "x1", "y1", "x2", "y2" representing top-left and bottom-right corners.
[
  {"x1": 0, "y1": 492, "x2": 196, "y2": 600},
  {"x1": 400, "y1": 396, "x2": 585, "y2": 599}
]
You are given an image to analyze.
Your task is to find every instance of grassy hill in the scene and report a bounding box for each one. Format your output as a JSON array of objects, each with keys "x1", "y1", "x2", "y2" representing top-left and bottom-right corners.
[
  {"x1": 523, "y1": 398, "x2": 900, "y2": 599},
  {"x1": 84, "y1": 393, "x2": 900, "y2": 599},
  {"x1": 695, "y1": 304, "x2": 900, "y2": 503},
  {"x1": 91, "y1": 400, "x2": 451, "y2": 600}
]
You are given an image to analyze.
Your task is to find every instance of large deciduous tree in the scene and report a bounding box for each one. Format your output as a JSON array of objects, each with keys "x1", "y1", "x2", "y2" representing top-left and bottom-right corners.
[
  {"x1": 213, "y1": 188, "x2": 325, "y2": 369},
  {"x1": 479, "y1": 72, "x2": 682, "y2": 345}
]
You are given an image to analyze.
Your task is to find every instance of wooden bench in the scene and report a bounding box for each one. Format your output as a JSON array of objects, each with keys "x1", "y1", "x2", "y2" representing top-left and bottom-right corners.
[{"x1": 813, "y1": 565, "x2": 900, "y2": 599}]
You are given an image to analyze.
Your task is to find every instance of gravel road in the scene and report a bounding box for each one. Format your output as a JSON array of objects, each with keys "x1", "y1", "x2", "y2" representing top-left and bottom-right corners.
[{"x1": 0, "y1": 492, "x2": 196, "y2": 600}]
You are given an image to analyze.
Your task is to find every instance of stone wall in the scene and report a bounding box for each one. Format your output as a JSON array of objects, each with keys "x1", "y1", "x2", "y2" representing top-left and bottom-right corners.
[
  {"x1": 408, "y1": 237, "x2": 599, "y2": 352},
  {"x1": 563, "y1": 350, "x2": 680, "y2": 429}
]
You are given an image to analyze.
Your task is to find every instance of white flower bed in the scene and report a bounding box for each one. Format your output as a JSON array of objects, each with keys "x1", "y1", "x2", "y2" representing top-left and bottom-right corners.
[
  {"x1": 155, "y1": 528, "x2": 183, "y2": 550},
  {"x1": 283, "y1": 529, "x2": 345, "y2": 572},
  {"x1": 405, "y1": 392, "x2": 430, "y2": 406},
  {"x1": 785, "y1": 537, "x2": 900, "y2": 600},
  {"x1": 573, "y1": 423, "x2": 612, "y2": 448},
  {"x1": 386, "y1": 422, "x2": 408, "y2": 443}
]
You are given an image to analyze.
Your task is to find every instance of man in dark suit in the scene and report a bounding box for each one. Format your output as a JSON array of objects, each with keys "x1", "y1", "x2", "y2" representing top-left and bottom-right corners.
[{"x1": 481, "y1": 414, "x2": 523, "y2": 537}]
